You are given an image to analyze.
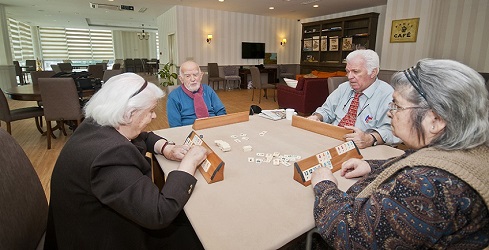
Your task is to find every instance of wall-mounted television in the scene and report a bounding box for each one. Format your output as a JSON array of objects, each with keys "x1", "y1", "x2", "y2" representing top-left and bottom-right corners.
[{"x1": 242, "y1": 42, "x2": 265, "y2": 59}]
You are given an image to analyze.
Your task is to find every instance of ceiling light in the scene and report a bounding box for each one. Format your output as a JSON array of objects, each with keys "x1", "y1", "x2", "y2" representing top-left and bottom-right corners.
[
  {"x1": 137, "y1": 24, "x2": 150, "y2": 40},
  {"x1": 269, "y1": 7, "x2": 274, "y2": 10},
  {"x1": 219, "y1": 0, "x2": 224, "y2": 2},
  {"x1": 313, "y1": 4, "x2": 319, "y2": 7},
  {"x1": 301, "y1": 0, "x2": 320, "y2": 4}
]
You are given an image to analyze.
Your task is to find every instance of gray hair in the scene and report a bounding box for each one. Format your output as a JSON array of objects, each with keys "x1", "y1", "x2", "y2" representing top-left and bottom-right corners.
[
  {"x1": 391, "y1": 59, "x2": 489, "y2": 150},
  {"x1": 345, "y1": 49, "x2": 380, "y2": 75},
  {"x1": 84, "y1": 73, "x2": 164, "y2": 127}
]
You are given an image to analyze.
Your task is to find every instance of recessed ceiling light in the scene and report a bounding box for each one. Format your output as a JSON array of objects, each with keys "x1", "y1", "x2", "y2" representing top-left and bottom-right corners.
[
  {"x1": 313, "y1": 4, "x2": 319, "y2": 7},
  {"x1": 269, "y1": 7, "x2": 274, "y2": 10},
  {"x1": 219, "y1": 0, "x2": 224, "y2": 2},
  {"x1": 108, "y1": 0, "x2": 114, "y2": 1}
]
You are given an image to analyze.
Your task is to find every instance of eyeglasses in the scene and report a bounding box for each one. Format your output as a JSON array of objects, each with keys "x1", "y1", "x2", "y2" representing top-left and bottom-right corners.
[{"x1": 388, "y1": 102, "x2": 424, "y2": 113}]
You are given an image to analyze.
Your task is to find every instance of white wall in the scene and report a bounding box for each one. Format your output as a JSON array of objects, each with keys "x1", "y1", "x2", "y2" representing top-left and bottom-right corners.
[
  {"x1": 112, "y1": 30, "x2": 157, "y2": 60},
  {"x1": 158, "y1": 6, "x2": 300, "y2": 67}
]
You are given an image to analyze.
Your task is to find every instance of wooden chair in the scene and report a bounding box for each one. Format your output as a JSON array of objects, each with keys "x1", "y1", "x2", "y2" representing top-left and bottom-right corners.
[
  {"x1": 38, "y1": 78, "x2": 83, "y2": 149},
  {"x1": 223, "y1": 66, "x2": 241, "y2": 90},
  {"x1": 87, "y1": 64, "x2": 104, "y2": 79},
  {"x1": 0, "y1": 129, "x2": 48, "y2": 249},
  {"x1": 207, "y1": 63, "x2": 225, "y2": 90},
  {"x1": 30, "y1": 70, "x2": 56, "y2": 85},
  {"x1": 124, "y1": 59, "x2": 135, "y2": 72},
  {"x1": 0, "y1": 88, "x2": 44, "y2": 135},
  {"x1": 250, "y1": 66, "x2": 276, "y2": 103},
  {"x1": 102, "y1": 69, "x2": 123, "y2": 82},
  {"x1": 57, "y1": 62, "x2": 73, "y2": 73},
  {"x1": 13, "y1": 61, "x2": 25, "y2": 85},
  {"x1": 327, "y1": 76, "x2": 348, "y2": 95}
]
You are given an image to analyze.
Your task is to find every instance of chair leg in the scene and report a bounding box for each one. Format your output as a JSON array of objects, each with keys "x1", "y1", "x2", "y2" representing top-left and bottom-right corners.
[
  {"x1": 7, "y1": 122, "x2": 12, "y2": 134},
  {"x1": 305, "y1": 228, "x2": 319, "y2": 250},
  {"x1": 252, "y1": 88, "x2": 255, "y2": 101},
  {"x1": 259, "y1": 89, "x2": 262, "y2": 103},
  {"x1": 34, "y1": 116, "x2": 44, "y2": 134},
  {"x1": 47, "y1": 120, "x2": 52, "y2": 149}
]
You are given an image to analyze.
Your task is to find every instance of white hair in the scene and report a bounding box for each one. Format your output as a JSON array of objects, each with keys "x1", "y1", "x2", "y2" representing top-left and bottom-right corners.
[
  {"x1": 345, "y1": 49, "x2": 380, "y2": 75},
  {"x1": 84, "y1": 73, "x2": 164, "y2": 127}
]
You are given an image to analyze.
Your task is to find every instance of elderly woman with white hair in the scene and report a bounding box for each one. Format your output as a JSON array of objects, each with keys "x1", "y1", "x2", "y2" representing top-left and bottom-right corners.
[
  {"x1": 45, "y1": 73, "x2": 207, "y2": 249},
  {"x1": 311, "y1": 59, "x2": 489, "y2": 248}
]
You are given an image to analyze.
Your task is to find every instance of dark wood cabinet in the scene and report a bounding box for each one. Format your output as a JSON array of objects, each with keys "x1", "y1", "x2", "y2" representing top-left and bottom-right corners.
[{"x1": 300, "y1": 12, "x2": 379, "y2": 73}]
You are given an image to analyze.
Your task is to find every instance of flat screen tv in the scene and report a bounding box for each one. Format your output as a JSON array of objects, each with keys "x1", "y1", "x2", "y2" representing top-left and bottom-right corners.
[{"x1": 242, "y1": 42, "x2": 265, "y2": 59}]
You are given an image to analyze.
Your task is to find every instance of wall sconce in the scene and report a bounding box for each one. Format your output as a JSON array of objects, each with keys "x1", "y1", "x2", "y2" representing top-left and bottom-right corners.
[
  {"x1": 280, "y1": 38, "x2": 287, "y2": 46},
  {"x1": 206, "y1": 34, "x2": 213, "y2": 44}
]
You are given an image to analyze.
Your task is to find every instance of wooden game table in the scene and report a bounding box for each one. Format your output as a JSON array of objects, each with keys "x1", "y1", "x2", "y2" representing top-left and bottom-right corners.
[{"x1": 153, "y1": 114, "x2": 403, "y2": 249}]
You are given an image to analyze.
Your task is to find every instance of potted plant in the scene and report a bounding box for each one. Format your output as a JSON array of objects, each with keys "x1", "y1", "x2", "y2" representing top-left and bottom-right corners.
[{"x1": 158, "y1": 62, "x2": 178, "y2": 86}]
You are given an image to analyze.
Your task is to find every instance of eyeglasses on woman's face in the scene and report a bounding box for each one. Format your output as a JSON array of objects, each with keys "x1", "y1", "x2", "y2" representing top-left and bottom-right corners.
[{"x1": 388, "y1": 102, "x2": 424, "y2": 113}]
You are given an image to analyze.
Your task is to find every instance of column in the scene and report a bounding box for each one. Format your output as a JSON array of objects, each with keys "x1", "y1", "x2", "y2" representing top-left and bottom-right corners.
[{"x1": 0, "y1": 4, "x2": 16, "y2": 89}]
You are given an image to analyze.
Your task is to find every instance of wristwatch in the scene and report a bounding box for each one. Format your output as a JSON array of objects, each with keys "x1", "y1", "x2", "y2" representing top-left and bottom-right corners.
[
  {"x1": 161, "y1": 140, "x2": 175, "y2": 156},
  {"x1": 370, "y1": 134, "x2": 378, "y2": 146}
]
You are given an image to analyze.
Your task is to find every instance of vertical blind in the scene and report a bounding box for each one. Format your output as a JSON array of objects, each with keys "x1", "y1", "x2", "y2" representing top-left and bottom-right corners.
[
  {"x1": 39, "y1": 27, "x2": 114, "y2": 60},
  {"x1": 7, "y1": 18, "x2": 35, "y2": 61}
]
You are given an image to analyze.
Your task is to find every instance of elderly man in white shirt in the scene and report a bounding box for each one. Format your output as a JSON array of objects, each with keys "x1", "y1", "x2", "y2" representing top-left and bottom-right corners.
[{"x1": 308, "y1": 49, "x2": 400, "y2": 148}]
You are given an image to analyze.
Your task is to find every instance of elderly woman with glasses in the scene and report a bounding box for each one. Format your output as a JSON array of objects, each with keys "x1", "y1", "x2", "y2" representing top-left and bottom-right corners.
[
  {"x1": 45, "y1": 73, "x2": 208, "y2": 249},
  {"x1": 311, "y1": 59, "x2": 489, "y2": 248}
]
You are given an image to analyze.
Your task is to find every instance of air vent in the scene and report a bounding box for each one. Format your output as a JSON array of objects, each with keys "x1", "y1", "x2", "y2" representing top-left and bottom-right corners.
[{"x1": 89, "y1": 2, "x2": 120, "y2": 11}]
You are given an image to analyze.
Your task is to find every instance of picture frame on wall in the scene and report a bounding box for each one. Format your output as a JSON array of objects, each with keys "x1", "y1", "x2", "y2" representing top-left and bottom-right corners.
[{"x1": 390, "y1": 18, "x2": 420, "y2": 43}]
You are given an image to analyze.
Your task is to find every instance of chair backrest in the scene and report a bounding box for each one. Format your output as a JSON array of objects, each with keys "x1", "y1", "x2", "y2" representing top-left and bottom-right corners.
[
  {"x1": 13, "y1": 61, "x2": 22, "y2": 76},
  {"x1": 31, "y1": 71, "x2": 56, "y2": 85},
  {"x1": 111, "y1": 63, "x2": 121, "y2": 70},
  {"x1": 96, "y1": 62, "x2": 107, "y2": 70},
  {"x1": 25, "y1": 60, "x2": 37, "y2": 72},
  {"x1": 57, "y1": 62, "x2": 72, "y2": 73},
  {"x1": 102, "y1": 69, "x2": 123, "y2": 82},
  {"x1": 50, "y1": 64, "x2": 62, "y2": 73},
  {"x1": 0, "y1": 128, "x2": 48, "y2": 249},
  {"x1": 327, "y1": 76, "x2": 348, "y2": 95},
  {"x1": 87, "y1": 64, "x2": 104, "y2": 79},
  {"x1": 250, "y1": 67, "x2": 263, "y2": 88},
  {"x1": 223, "y1": 66, "x2": 238, "y2": 76},
  {"x1": 0, "y1": 88, "x2": 12, "y2": 122},
  {"x1": 208, "y1": 63, "x2": 221, "y2": 78},
  {"x1": 38, "y1": 78, "x2": 82, "y2": 121}
]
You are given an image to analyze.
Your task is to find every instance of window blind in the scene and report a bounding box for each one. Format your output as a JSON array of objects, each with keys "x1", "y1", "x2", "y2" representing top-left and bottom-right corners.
[
  {"x1": 7, "y1": 18, "x2": 35, "y2": 61},
  {"x1": 39, "y1": 27, "x2": 114, "y2": 60}
]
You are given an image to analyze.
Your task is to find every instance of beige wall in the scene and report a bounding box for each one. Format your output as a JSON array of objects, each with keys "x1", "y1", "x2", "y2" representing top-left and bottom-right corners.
[
  {"x1": 156, "y1": 0, "x2": 489, "y2": 73},
  {"x1": 380, "y1": 0, "x2": 489, "y2": 72},
  {"x1": 158, "y1": 6, "x2": 300, "y2": 66}
]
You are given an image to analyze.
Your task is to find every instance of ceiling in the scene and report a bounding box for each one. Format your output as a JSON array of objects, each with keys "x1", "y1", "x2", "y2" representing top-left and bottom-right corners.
[{"x1": 1, "y1": 0, "x2": 386, "y2": 31}]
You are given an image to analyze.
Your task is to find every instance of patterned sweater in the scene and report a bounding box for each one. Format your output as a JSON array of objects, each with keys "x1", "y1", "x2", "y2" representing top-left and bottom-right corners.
[{"x1": 313, "y1": 145, "x2": 489, "y2": 249}]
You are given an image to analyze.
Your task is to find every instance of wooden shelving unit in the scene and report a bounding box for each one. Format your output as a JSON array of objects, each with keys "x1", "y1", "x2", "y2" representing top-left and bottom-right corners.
[{"x1": 300, "y1": 12, "x2": 379, "y2": 73}]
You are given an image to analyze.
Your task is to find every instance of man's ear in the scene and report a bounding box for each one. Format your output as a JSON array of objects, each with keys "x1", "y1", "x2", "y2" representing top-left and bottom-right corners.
[{"x1": 370, "y1": 68, "x2": 378, "y2": 79}]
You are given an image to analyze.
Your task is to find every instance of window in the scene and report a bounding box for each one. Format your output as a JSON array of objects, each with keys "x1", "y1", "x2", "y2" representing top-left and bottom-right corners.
[
  {"x1": 39, "y1": 27, "x2": 114, "y2": 61},
  {"x1": 7, "y1": 18, "x2": 35, "y2": 62}
]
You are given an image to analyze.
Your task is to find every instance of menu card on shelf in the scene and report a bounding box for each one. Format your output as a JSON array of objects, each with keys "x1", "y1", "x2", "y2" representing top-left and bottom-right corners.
[
  {"x1": 312, "y1": 36, "x2": 320, "y2": 51},
  {"x1": 342, "y1": 37, "x2": 353, "y2": 51},
  {"x1": 320, "y1": 36, "x2": 327, "y2": 51},
  {"x1": 303, "y1": 38, "x2": 312, "y2": 51},
  {"x1": 329, "y1": 36, "x2": 339, "y2": 51}
]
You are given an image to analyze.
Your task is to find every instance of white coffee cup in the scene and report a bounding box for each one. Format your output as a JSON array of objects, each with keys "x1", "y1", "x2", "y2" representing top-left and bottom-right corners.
[{"x1": 286, "y1": 108, "x2": 295, "y2": 120}]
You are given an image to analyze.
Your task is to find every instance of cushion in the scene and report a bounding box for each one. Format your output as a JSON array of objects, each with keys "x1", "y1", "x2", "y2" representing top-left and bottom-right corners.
[{"x1": 284, "y1": 78, "x2": 298, "y2": 88}]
